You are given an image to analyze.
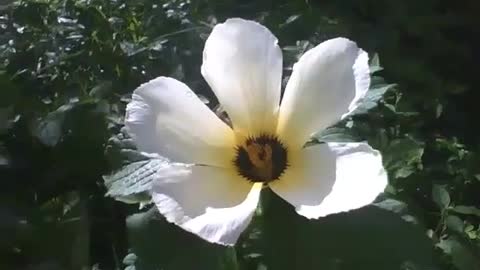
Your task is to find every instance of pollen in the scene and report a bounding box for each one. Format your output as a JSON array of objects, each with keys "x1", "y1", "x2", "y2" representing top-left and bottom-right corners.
[{"x1": 234, "y1": 134, "x2": 288, "y2": 183}]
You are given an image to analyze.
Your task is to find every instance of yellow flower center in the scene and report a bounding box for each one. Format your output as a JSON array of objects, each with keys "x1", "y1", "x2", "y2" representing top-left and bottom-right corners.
[{"x1": 234, "y1": 134, "x2": 288, "y2": 183}]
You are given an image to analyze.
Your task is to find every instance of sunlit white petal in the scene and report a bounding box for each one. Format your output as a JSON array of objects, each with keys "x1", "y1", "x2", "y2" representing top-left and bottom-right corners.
[
  {"x1": 277, "y1": 38, "x2": 370, "y2": 148},
  {"x1": 125, "y1": 77, "x2": 235, "y2": 166},
  {"x1": 270, "y1": 142, "x2": 387, "y2": 219},
  {"x1": 202, "y1": 18, "x2": 282, "y2": 135},
  {"x1": 151, "y1": 165, "x2": 261, "y2": 245}
]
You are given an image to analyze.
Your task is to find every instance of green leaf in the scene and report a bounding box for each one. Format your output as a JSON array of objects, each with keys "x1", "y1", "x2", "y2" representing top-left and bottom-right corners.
[
  {"x1": 314, "y1": 126, "x2": 361, "y2": 143},
  {"x1": 350, "y1": 83, "x2": 396, "y2": 115},
  {"x1": 34, "y1": 112, "x2": 65, "y2": 147},
  {"x1": 432, "y1": 185, "x2": 450, "y2": 209},
  {"x1": 383, "y1": 137, "x2": 424, "y2": 179},
  {"x1": 437, "y1": 236, "x2": 480, "y2": 270},
  {"x1": 446, "y1": 215, "x2": 464, "y2": 234},
  {"x1": 33, "y1": 103, "x2": 76, "y2": 146},
  {"x1": 123, "y1": 253, "x2": 137, "y2": 266},
  {"x1": 262, "y1": 189, "x2": 435, "y2": 270},
  {"x1": 0, "y1": 143, "x2": 9, "y2": 166},
  {"x1": 126, "y1": 208, "x2": 239, "y2": 270},
  {"x1": 280, "y1": 14, "x2": 301, "y2": 28},
  {"x1": 369, "y1": 53, "x2": 383, "y2": 73},
  {"x1": 0, "y1": 73, "x2": 19, "y2": 107},
  {"x1": 0, "y1": 107, "x2": 16, "y2": 135},
  {"x1": 374, "y1": 198, "x2": 419, "y2": 225},
  {"x1": 105, "y1": 128, "x2": 154, "y2": 168},
  {"x1": 89, "y1": 80, "x2": 113, "y2": 98},
  {"x1": 450, "y1": 206, "x2": 480, "y2": 217},
  {"x1": 104, "y1": 158, "x2": 175, "y2": 204}
]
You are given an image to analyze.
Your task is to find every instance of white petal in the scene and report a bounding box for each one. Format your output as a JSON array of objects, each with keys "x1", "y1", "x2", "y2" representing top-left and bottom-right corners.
[
  {"x1": 277, "y1": 38, "x2": 370, "y2": 148},
  {"x1": 125, "y1": 77, "x2": 235, "y2": 166},
  {"x1": 270, "y1": 142, "x2": 387, "y2": 219},
  {"x1": 151, "y1": 164, "x2": 261, "y2": 245},
  {"x1": 201, "y1": 18, "x2": 282, "y2": 135}
]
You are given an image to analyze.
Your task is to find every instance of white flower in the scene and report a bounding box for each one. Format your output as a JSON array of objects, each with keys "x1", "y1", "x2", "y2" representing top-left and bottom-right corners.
[{"x1": 125, "y1": 18, "x2": 387, "y2": 246}]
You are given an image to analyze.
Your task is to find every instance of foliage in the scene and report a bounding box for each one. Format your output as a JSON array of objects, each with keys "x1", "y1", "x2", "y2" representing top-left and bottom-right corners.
[{"x1": 1, "y1": 0, "x2": 479, "y2": 269}]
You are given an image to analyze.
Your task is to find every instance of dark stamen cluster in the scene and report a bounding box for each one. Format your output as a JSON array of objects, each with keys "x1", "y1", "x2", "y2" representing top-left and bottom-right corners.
[{"x1": 234, "y1": 134, "x2": 288, "y2": 183}]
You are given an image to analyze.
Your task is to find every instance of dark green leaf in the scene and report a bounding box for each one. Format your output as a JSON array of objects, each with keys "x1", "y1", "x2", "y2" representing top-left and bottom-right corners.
[
  {"x1": 432, "y1": 185, "x2": 450, "y2": 209},
  {"x1": 33, "y1": 103, "x2": 76, "y2": 146},
  {"x1": 374, "y1": 198, "x2": 419, "y2": 224},
  {"x1": 89, "y1": 81, "x2": 113, "y2": 99},
  {"x1": 383, "y1": 138, "x2": 424, "y2": 179},
  {"x1": 262, "y1": 189, "x2": 435, "y2": 270},
  {"x1": 446, "y1": 215, "x2": 464, "y2": 234},
  {"x1": 450, "y1": 206, "x2": 480, "y2": 217},
  {"x1": 34, "y1": 113, "x2": 64, "y2": 147},
  {"x1": 437, "y1": 236, "x2": 480, "y2": 270},
  {"x1": 127, "y1": 208, "x2": 239, "y2": 270},
  {"x1": 0, "y1": 73, "x2": 18, "y2": 107}
]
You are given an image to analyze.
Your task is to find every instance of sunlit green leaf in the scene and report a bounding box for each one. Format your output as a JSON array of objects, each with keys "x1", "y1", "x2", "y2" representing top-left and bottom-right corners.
[{"x1": 103, "y1": 158, "x2": 167, "y2": 204}]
